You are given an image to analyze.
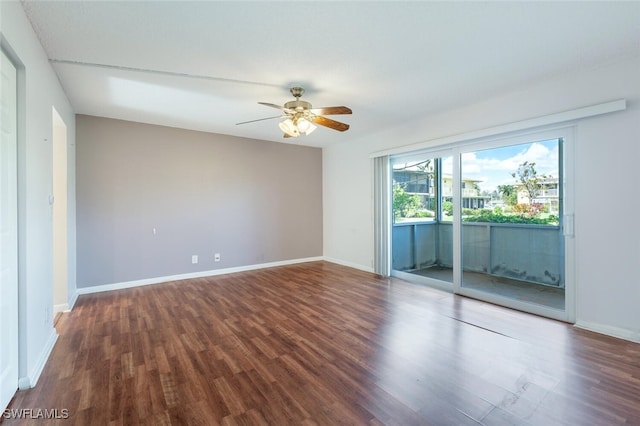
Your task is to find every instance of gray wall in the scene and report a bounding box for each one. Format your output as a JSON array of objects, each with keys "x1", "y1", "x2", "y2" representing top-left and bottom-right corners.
[{"x1": 76, "y1": 115, "x2": 322, "y2": 288}]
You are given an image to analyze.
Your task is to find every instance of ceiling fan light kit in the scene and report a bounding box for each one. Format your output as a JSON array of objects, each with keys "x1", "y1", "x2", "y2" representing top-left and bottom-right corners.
[
  {"x1": 279, "y1": 118, "x2": 299, "y2": 137},
  {"x1": 237, "y1": 87, "x2": 352, "y2": 138},
  {"x1": 296, "y1": 117, "x2": 316, "y2": 134},
  {"x1": 279, "y1": 116, "x2": 316, "y2": 137}
]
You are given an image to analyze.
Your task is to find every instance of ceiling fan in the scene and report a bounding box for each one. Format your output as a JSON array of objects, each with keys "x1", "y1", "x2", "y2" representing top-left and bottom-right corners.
[{"x1": 236, "y1": 87, "x2": 352, "y2": 138}]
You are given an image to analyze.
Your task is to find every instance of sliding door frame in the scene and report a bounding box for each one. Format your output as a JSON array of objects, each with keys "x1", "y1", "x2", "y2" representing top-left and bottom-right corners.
[
  {"x1": 453, "y1": 127, "x2": 575, "y2": 322},
  {"x1": 387, "y1": 125, "x2": 576, "y2": 323},
  {"x1": 389, "y1": 148, "x2": 456, "y2": 292}
]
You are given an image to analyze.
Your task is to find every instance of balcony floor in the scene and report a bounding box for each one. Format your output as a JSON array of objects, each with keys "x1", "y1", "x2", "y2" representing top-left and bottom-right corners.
[{"x1": 411, "y1": 266, "x2": 565, "y2": 310}]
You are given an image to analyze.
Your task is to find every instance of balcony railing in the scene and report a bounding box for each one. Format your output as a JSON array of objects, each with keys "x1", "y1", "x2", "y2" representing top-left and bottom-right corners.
[{"x1": 392, "y1": 221, "x2": 564, "y2": 287}]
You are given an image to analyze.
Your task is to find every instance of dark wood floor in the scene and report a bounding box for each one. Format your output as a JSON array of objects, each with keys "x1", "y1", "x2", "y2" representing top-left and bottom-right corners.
[{"x1": 4, "y1": 261, "x2": 640, "y2": 425}]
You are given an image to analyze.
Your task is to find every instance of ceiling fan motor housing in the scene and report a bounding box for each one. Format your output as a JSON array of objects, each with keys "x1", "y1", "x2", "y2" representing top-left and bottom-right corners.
[
  {"x1": 285, "y1": 87, "x2": 312, "y2": 112},
  {"x1": 284, "y1": 100, "x2": 312, "y2": 112}
]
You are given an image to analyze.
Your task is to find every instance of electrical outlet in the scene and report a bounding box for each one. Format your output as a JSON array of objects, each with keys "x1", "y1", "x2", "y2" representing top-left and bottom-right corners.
[
  {"x1": 214, "y1": 253, "x2": 221, "y2": 262},
  {"x1": 192, "y1": 255, "x2": 198, "y2": 264}
]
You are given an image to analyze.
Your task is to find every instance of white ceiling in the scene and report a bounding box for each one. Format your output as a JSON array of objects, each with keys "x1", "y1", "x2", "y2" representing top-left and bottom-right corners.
[{"x1": 22, "y1": 1, "x2": 640, "y2": 147}]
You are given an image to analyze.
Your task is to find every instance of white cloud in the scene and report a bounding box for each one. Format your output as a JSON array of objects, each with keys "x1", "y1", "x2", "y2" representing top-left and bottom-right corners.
[
  {"x1": 393, "y1": 139, "x2": 560, "y2": 193},
  {"x1": 462, "y1": 140, "x2": 559, "y2": 192}
]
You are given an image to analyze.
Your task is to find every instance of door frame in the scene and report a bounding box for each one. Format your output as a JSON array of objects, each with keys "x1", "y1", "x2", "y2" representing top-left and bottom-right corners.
[
  {"x1": 389, "y1": 125, "x2": 576, "y2": 323},
  {"x1": 453, "y1": 127, "x2": 575, "y2": 322},
  {"x1": 0, "y1": 45, "x2": 20, "y2": 412},
  {"x1": 52, "y1": 107, "x2": 68, "y2": 314}
]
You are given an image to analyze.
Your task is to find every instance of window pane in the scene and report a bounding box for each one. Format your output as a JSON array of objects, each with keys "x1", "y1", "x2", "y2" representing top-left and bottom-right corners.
[
  {"x1": 460, "y1": 139, "x2": 564, "y2": 309},
  {"x1": 392, "y1": 156, "x2": 453, "y2": 284}
]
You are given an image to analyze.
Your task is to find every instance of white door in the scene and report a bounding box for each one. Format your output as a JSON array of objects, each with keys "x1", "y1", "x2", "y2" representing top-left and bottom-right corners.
[{"x1": 0, "y1": 49, "x2": 19, "y2": 411}]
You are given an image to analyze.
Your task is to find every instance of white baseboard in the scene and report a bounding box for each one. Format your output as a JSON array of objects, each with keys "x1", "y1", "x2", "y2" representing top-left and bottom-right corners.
[
  {"x1": 18, "y1": 328, "x2": 58, "y2": 389},
  {"x1": 53, "y1": 303, "x2": 68, "y2": 314},
  {"x1": 323, "y1": 257, "x2": 374, "y2": 273},
  {"x1": 67, "y1": 290, "x2": 79, "y2": 311},
  {"x1": 574, "y1": 321, "x2": 640, "y2": 344},
  {"x1": 76, "y1": 256, "x2": 325, "y2": 295}
]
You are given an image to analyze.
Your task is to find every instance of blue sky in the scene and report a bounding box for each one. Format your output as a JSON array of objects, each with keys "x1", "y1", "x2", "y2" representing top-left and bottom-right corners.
[{"x1": 446, "y1": 139, "x2": 559, "y2": 193}]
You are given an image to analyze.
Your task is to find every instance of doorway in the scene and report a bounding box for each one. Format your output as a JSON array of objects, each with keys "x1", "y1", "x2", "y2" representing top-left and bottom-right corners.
[{"x1": 390, "y1": 129, "x2": 574, "y2": 322}]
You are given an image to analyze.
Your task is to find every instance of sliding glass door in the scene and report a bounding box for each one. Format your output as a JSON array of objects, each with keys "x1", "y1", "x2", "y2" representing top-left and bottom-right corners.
[
  {"x1": 390, "y1": 129, "x2": 574, "y2": 321},
  {"x1": 459, "y1": 135, "x2": 568, "y2": 314},
  {"x1": 391, "y1": 151, "x2": 455, "y2": 289}
]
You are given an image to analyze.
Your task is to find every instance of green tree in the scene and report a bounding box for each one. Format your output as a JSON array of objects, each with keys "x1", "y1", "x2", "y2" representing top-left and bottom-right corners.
[
  {"x1": 497, "y1": 184, "x2": 517, "y2": 206},
  {"x1": 442, "y1": 200, "x2": 453, "y2": 216},
  {"x1": 512, "y1": 161, "x2": 547, "y2": 202},
  {"x1": 393, "y1": 183, "x2": 421, "y2": 219}
]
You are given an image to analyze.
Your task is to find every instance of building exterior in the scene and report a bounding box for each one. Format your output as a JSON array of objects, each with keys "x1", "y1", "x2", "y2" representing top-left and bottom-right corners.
[
  {"x1": 516, "y1": 177, "x2": 560, "y2": 213},
  {"x1": 393, "y1": 167, "x2": 491, "y2": 212}
]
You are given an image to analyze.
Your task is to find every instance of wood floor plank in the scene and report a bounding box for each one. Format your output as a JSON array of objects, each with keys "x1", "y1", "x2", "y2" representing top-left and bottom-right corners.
[{"x1": 4, "y1": 261, "x2": 639, "y2": 425}]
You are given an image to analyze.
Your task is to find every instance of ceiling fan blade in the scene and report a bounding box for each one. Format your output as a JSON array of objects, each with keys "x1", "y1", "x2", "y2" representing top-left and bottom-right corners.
[
  {"x1": 310, "y1": 106, "x2": 352, "y2": 115},
  {"x1": 235, "y1": 115, "x2": 282, "y2": 125},
  {"x1": 312, "y1": 116, "x2": 350, "y2": 132},
  {"x1": 258, "y1": 102, "x2": 296, "y2": 114},
  {"x1": 258, "y1": 102, "x2": 286, "y2": 110}
]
